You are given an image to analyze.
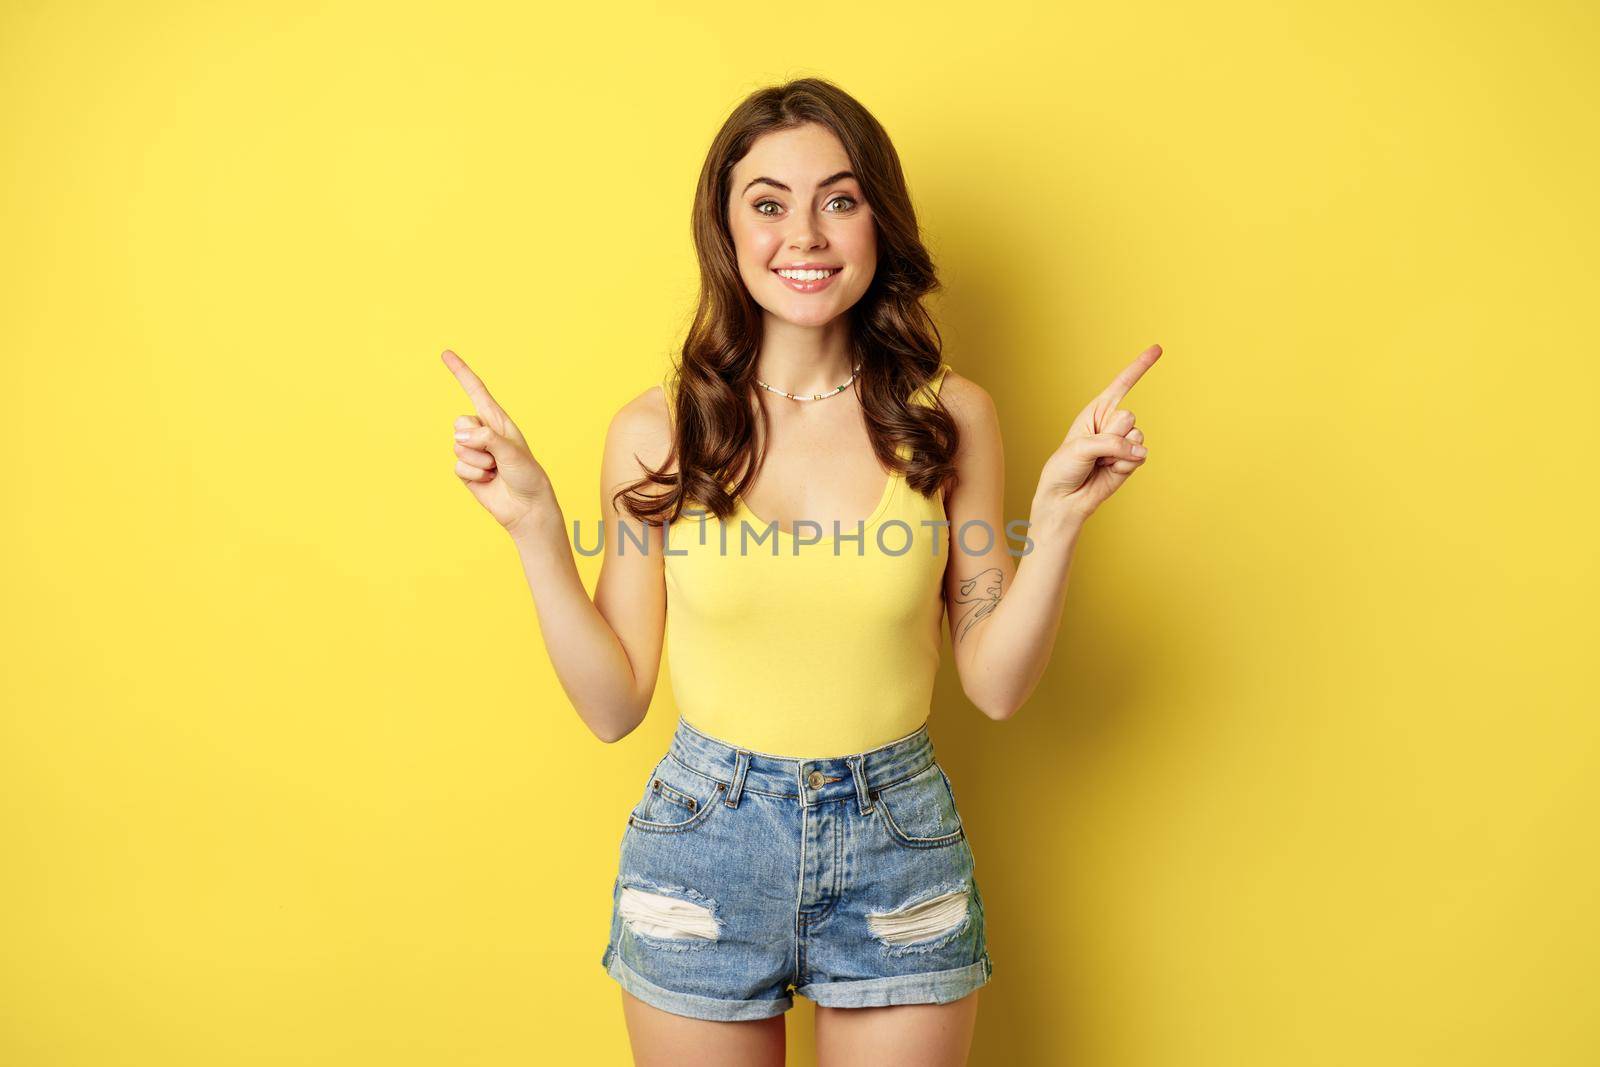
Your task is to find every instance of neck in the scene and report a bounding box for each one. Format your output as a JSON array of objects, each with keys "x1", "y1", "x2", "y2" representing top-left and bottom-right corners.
[{"x1": 754, "y1": 315, "x2": 856, "y2": 395}]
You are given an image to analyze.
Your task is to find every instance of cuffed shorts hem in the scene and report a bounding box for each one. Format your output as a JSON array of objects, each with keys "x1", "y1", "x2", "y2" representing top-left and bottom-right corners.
[
  {"x1": 796, "y1": 952, "x2": 994, "y2": 1009},
  {"x1": 602, "y1": 945, "x2": 794, "y2": 1022}
]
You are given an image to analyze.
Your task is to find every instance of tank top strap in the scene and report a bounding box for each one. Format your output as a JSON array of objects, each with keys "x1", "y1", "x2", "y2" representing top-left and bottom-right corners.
[
  {"x1": 918, "y1": 362, "x2": 952, "y2": 408},
  {"x1": 662, "y1": 364, "x2": 677, "y2": 432}
]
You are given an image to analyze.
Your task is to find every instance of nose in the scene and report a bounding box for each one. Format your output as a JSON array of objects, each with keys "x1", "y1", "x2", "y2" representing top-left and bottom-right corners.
[{"x1": 788, "y1": 217, "x2": 826, "y2": 251}]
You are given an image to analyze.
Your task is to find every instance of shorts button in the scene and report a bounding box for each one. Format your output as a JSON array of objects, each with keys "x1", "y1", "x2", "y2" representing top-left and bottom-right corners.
[{"x1": 807, "y1": 770, "x2": 825, "y2": 788}]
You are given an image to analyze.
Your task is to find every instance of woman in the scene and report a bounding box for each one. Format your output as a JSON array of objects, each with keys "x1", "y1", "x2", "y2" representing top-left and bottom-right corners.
[{"x1": 443, "y1": 77, "x2": 1158, "y2": 1066}]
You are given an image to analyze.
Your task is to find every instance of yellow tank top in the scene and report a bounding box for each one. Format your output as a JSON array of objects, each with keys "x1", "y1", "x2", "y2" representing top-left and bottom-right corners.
[{"x1": 659, "y1": 364, "x2": 952, "y2": 759}]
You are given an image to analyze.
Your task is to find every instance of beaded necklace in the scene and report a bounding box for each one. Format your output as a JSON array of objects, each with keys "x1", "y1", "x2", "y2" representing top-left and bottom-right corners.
[{"x1": 753, "y1": 363, "x2": 861, "y2": 401}]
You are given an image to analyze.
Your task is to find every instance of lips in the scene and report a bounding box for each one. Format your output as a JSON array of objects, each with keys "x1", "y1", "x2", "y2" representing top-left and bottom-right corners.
[{"x1": 772, "y1": 267, "x2": 841, "y2": 293}]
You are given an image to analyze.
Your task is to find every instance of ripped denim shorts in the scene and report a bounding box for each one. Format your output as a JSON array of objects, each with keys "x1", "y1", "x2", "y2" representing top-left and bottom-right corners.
[{"x1": 599, "y1": 716, "x2": 994, "y2": 1021}]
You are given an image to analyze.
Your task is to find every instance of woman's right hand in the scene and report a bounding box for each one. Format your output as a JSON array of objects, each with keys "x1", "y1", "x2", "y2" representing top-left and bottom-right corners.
[{"x1": 442, "y1": 348, "x2": 557, "y2": 538}]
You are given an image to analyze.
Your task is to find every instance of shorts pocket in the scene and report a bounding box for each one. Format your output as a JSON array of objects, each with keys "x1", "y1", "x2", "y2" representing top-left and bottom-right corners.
[
  {"x1": 628, "y1": 753, "x2": 728, "y2": 835},
  {"x1": 871, "y1": 762, "x2": 965, "y2": 850}
]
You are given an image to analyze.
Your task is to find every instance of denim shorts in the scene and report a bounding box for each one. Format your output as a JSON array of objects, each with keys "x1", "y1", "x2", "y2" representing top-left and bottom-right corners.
[{"x1": 599, "y1": 716, "x2": 994, "y2": 1021}]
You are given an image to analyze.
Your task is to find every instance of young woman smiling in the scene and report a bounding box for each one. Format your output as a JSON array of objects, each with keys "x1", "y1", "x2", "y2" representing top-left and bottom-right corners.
[{"x1": 443, "y1": 77, "x2": 1159, "y2": 1066}]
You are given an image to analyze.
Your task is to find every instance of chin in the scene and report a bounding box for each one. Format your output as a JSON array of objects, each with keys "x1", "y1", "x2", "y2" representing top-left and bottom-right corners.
[{"x1": 780, "y1": 300, "x2": 851, "y2": 325}]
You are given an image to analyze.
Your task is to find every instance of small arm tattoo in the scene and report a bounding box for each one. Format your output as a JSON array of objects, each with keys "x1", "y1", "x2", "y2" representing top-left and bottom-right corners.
[{"x1": 953, "y1": 567, "x2": 1004, "y2": 643}]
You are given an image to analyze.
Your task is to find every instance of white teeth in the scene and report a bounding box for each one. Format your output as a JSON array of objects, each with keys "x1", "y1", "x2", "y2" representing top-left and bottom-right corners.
[{"x1": 777, "y1": 268, "x2": 837, "y2": 281}]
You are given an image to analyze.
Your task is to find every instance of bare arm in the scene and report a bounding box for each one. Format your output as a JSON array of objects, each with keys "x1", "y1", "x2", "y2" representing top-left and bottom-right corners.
[
  {"x1": 506, "y1": 389, "x2": 672, "y2": 743},
  {"x1": 444, "y1": 348, "x2": 670, "y2": 743},
  {"x1": 938, "y1": 348, "x2": 1158, "y2": 719},
  {"x1": 938, "y1": 373, "x2": 1079, "y2": 720}
]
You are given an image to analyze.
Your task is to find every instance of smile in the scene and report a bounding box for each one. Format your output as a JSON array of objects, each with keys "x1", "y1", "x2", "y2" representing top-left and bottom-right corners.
[{"x1": 773, "y1": 267, "x2": 841, "y2": 292}]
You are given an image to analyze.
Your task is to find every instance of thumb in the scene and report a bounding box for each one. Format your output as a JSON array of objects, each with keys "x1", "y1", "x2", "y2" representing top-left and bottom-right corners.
[
  {"x1": 457, "y1": 423, "x2": 526, "y2": 467},
  {"x1": 1074, "y1": 431, "x2": 1147, "y2": 463}
]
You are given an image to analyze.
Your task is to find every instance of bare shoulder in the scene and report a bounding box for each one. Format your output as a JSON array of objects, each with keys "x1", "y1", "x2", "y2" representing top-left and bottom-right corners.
[
  {"x1": 603, "y1": 383, "x2": 675, "y2": 483},
  {"x1": 936, "y1": 368, "x2": 1001, "y2": 454}
]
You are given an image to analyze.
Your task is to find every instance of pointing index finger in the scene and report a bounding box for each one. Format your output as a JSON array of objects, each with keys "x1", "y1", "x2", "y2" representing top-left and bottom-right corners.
[
  {"x1": 1097, "y1": 344, "x2": 1162, "y2": 409},
  {"x1": 441, "y1": 349, "x2": 504, "y2": 416}
]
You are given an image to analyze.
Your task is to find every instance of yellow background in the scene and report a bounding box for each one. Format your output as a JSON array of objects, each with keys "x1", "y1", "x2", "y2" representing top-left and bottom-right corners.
[{"x1": 3, "y1": 1, "x2": 1595, "y2": 1063}]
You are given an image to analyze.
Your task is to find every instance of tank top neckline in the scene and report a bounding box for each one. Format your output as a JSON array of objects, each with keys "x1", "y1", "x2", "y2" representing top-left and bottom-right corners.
[{"x1": 732, "y1": 468, "x2": 899, "y2": 542}]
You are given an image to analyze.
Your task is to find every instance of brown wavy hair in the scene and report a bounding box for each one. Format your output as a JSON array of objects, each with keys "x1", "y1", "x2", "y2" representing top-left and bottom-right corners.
[{"x1": 618, "y1": 76, "x2": 960, "y2": 526}]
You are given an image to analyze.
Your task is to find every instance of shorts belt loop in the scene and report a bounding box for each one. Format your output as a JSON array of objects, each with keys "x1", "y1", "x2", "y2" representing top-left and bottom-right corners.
[
  {"x1": 851, "y1": 753, "x2": 873, "y2": 816},
  {"x1": 726, "y1": 750, "x2": 751, "y2": 808}
]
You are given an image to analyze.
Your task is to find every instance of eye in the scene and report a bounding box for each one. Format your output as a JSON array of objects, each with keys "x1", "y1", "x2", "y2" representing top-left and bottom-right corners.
[{"x1": 751, "y1": 194, "x2": 860, "y2": 217}]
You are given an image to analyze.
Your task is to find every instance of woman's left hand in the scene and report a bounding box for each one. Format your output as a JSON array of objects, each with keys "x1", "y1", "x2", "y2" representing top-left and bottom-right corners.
[{"x1": 1033, "y1": 344, "x2": 1162, "y2": 527}]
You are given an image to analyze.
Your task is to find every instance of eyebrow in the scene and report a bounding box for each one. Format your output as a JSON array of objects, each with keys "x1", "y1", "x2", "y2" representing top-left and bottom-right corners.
[{"x1": 741, "y1": 170, "x2": 857, "y2": 196}]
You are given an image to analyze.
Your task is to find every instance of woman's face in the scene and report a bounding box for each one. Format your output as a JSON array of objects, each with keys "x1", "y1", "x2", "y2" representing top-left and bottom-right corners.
[{"x1": 726, "y1": 122, "x2": 877, "y2": 328}]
